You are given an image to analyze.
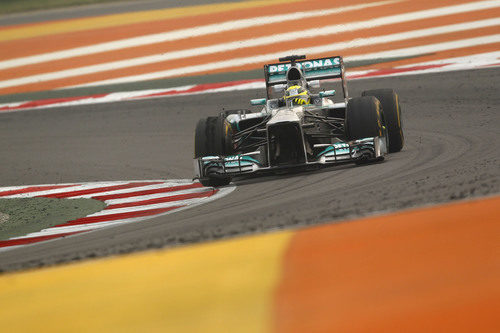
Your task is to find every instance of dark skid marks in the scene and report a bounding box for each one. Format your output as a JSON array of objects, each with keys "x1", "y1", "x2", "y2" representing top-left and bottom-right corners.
[{"x1": 0, "y1": 68, "x2": 499, "y2": 272}]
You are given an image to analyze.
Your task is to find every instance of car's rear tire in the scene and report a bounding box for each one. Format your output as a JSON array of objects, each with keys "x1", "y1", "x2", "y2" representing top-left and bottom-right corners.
[
  {"x1": 362, "y1": 89, "x2": 404, "y2": 153},
  {"x1": 346, "y1": 96, "x2": 385, "y2": 165},
  {"x1": 346, "y1": 96, "x2": 383, "y2": 140}
]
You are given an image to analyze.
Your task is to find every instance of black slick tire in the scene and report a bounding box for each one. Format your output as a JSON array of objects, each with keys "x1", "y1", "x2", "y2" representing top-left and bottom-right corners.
[
  {"x1": 346, "y1": 96, "x2": 383, "y2": 140},
  {"x1": 194, "y1": 115, "x2": 233, "y2": 157},
  {"x1": 346, "y1": 96, "x2": 385, "y2": 165},
  {"x1": 194, "y1": 115, "x2": 232, "y2": 187},
  {"x1": 198, "y1": 175, "x2": 231, "y2": 187},
  {"x1": 194, "y1": 117, "x2": 209, "y2": 158},
  {"x1": 362, "y1": 89, "x2": 404, "y2": 153}
]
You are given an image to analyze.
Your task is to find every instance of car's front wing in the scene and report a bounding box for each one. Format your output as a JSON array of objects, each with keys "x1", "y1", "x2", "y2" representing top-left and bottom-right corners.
[{"x1": 194, "y1": 136, "x2": 387, "y2": 180}]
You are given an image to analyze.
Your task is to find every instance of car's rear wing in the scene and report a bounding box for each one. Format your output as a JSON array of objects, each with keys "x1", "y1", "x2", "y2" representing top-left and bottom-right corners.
[{"x1": 263, "y1": 55, "x2": 348, "y2": 99}]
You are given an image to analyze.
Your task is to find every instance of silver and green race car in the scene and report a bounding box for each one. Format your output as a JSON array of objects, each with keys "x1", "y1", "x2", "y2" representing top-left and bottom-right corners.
[{"x1": 194, "y1": 55, "x2": 404, "y2": 186}]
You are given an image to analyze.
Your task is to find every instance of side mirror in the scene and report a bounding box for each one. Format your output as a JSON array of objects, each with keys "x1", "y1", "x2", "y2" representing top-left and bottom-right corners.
[
  {"x1": 319, "y1": 90, "x2": 336, "y2": 98},
  {"x1": 251, "y1": 98, "x2": 266, "y2": 106}
]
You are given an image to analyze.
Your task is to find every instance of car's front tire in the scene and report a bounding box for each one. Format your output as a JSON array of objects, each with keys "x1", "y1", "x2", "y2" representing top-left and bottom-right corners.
[
  {"x1": 198, "y1": 174, "x2": 231, "y2": 187},
  {"x1": 194, "y1": 115, "x2": 232, "y2": 187},
  {"x1": 194, "y1": 114, "x2": 233, "y2": 158}
]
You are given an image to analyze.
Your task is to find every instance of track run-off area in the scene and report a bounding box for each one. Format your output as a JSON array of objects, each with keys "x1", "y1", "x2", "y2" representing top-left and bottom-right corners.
[
  {"x1": 0, "y1": 180, "x2": 234, "y2": 250},
  {"x1": 1, "y1": 0, "x2": 500, "y2": 96},
  {"x1": 0, "y1": 0, "x2": 499, "y2": 331}
]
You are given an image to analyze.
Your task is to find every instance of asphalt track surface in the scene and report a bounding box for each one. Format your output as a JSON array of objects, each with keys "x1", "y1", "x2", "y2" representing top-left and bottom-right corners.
[{"x1": 0, "y1": 68, "x2": 499, "y2": 272}]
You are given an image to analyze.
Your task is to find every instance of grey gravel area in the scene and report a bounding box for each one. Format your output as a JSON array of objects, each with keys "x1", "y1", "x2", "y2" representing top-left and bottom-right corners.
[
  {"x1": 0, "y1": 198, "x2": 105, "y2": 240},
  {"x1": 0, "y1": 67, "x2": 498, "y2": 272},
  {"x1": 0, "y1": 212, "x2": 9, "y2": 225}
]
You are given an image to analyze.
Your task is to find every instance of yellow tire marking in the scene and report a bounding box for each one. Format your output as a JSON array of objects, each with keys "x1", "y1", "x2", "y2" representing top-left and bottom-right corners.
[
  {"x1": 395, "y1": 93, "x2": 402, "y2": 128},
  {"x1": 395, "y1": 93, "x2": 404, "y2": 145},
  {"x1": 0, "y1": 231, "x2": 293, "y2": 332},
  {"x1": 0, "y1": 0, "x2": 304, "y2": 43},
  {"x1": 376, "y1": 102, "x2": 383, "y2": 136}
]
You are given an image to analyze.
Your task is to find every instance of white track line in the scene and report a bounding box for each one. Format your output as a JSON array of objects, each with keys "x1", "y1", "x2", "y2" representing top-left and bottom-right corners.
[
  {"x1": 345, "y1": 51, "x2": 500, "y2": 79},
  {"x1": 1, "y1": 52, "x2": 498, "y2": 113},
  {"x1": 90, "y1": 198, "x2": 213, "y2": 216},
  {"x1": 7, "y1": 184, "x2": 235, "y2": 241},
  {"x1": 0, "y1": 180, "x2": 194, "y2": 198},
  {"x1": 75, "y1": 34, "x2": 500, "y2": 87},
  {"x1": 65, "y1": 182, "x2": 196, "y2": 199},
  {"x1": 14, "y1": 219, "x2": 151, "y2": 238},
  {"x1": 0, "y1": 180, "x2": 169, "y2": 196},
  {"x1": 11, "y1": 217, "x2": 158, "y2": 239},
  {"x1": 104, "y1": 187, "x2": 214, "y2": 205},
  {"x1": 398, "y1": 50, "x2": 500, "y2": 67},
  {"x1": 0, "y1": 1, "x2": 400, "y2": 70},
  {"x1": 4, "y1": 16, "x2": 499, "y2": 90},
  {"x1": 0, "y1": 182, "x2": 128, "y2": 198},
  {"x1": 346, "y1": 35, "x2": 500, "y2": 61},
  {"x1": 3, "y1": 6, "x2": 500, "y2": 90}
]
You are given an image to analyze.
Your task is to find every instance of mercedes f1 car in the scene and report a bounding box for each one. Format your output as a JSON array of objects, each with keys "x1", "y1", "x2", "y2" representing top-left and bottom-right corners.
[{"x1": 194, "y1": 55, "x2": 404, "y2": 186}]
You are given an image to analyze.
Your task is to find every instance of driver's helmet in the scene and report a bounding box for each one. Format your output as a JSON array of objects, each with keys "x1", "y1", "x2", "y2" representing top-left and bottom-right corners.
[{"x1": 284, "y1": 85, "x2": 311, "y2": 106}]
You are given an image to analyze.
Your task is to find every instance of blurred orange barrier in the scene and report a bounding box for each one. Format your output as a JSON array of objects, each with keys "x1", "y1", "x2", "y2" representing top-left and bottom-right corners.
[
  {"x1": 275, "y1": 196, "x2": 500, "y2": 332},
  {"x1": 0, "y1": 196, "x2": 498, "y2": 332}
]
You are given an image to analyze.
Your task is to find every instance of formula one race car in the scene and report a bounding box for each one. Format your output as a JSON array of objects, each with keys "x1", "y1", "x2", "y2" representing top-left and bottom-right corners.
[{"x1": 194, "y1": 55, "x2": 404, "y2": 186}]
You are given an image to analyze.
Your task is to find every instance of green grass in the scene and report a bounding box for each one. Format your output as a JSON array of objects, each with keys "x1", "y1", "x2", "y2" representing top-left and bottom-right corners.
[
  {"x1": 0, "y1": 197, "x2": 105, "y2": 240},
  {"x1": 0, "y1": 0, "x2": 130, "y2": 15}
]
